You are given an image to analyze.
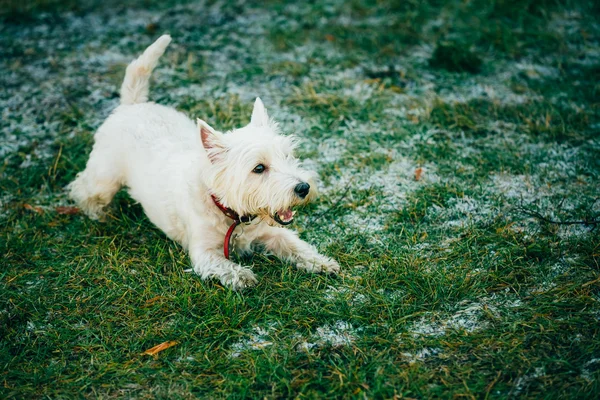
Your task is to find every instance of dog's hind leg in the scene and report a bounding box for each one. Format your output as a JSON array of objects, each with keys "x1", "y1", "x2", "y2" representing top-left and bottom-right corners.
[{"x1": 68, "y1": 150, "x2": 122, "y2": 221}]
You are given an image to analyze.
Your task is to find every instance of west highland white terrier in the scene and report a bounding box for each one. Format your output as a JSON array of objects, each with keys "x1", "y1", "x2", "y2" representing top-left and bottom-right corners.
[{"x1": 68, "y1": 35, "x2": 340, "y2": 289}]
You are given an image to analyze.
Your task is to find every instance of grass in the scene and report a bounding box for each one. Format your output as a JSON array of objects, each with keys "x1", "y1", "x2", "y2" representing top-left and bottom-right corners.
[
  {"x1": 429, "y1": 41, "x2": 483, "y2": 73},
  {"x1": 1, "y1": 0, "x2": 600, "y2": 398}
]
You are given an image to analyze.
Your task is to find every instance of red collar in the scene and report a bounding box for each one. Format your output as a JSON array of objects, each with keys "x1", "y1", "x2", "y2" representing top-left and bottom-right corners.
[{"x1": 211, "y1": 195, "x2": 256, "y2": 259}]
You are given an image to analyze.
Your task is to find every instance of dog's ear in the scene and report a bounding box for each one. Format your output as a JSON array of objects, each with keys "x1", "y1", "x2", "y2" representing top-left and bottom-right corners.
[
  {"x1": 250, "y1": 97, "x2": 269, "y2": 127},
  {"x1": 198, "y1": 118, "x2": 225, "y2": 161}
]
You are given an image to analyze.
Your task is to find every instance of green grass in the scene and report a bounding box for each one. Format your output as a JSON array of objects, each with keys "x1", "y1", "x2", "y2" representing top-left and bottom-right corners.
[
  {"x1": 430, "y1": 41, "x2": 483, "y2": 73},
  {"x1": 1, "y1": 0, "x2": 600, "y2": 398}
]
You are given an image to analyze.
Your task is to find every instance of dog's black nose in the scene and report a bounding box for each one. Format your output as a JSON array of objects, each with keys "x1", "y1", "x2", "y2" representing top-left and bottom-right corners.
[{"x1": 294, "y1": 182, "x2": 310, "y2": 199}]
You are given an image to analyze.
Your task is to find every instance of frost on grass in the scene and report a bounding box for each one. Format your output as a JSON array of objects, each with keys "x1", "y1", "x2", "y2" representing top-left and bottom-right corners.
[
  {"x1": 490, "y1": 172, "x2": 596, "y2": 239},
  {"x1": 324, "y1": 148, "x2": 439, "y2": 236},
  {"x1": 229, "y1": 323, "x2": 277, "y2": 358},
  {"x1": 400, "y1": 348, "x2": 442, "y2": 365},
  {"x1": 21, "y1": 320, "x2": 54, "y2": 341},
  {"x1": 484, "y1": 140, "x2": 598, "y2": 238},
  {"x1": 511, "y1": 367, "x2": 546, "y2": 397},
  {"x1": 314, "y1": 321, "x2": 356, "y2": 347},
  {"x1": 376, "y1": 288, "x2": 405, "y2": 302},
  {"x1": 303, "y1": 136, "x2": 349, "y2": 165},
  {"x1": 410, "y1": 303, "x2": 490, "y2": 337},
  {"x1": 296, "y1": 321, "x2": 360, "y2": 352},
  {"x1": 409, "y1": 295, "x2": 523, "y2": 338},
  {"x1": 515, "y1": 62, "x2": 559, "y2": 80},
  {"x1": 324, "y1": 285, "x2": 368, "y2": 306},
  {"x1": 438, "y1": 80, "x2": 534, "y2": 105},
  {"x1": 581, "y1": 358, "x2": 600, "y2": 382},
  {"x1": 439, "y1": 195, "x2": 496, "y2": 229}
]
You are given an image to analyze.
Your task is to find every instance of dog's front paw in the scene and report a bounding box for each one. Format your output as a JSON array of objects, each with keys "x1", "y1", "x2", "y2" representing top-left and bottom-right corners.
[
  {"x1": 297, "y1": 256, "x2": 340, "y2": 274},
  {"x1": 319, "y1": 257, "x2": 341, "y2": 274},
  {"x1": 220, "y1": 267, "x2": 258, "y2": 290}
]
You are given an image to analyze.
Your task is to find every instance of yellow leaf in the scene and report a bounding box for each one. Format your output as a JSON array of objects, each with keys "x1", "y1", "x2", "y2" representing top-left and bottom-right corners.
[{"x1": 142, "y1": 341, "x2": 178, "y2": 356}]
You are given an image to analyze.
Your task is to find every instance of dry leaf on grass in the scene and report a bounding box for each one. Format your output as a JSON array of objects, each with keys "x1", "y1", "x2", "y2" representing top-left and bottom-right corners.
[
  {"x1": 414, "y1": 167, "x2": 423, "y2": 181},
  {"x1": 142, "y1": 341, "x2": 178, "y2": 356},
  {"x1": 56, "y1": 206, "x2": 80, "y2": 215},
  {"x1": 23, "y1": 204, "x2": 44, "y2": 214}
]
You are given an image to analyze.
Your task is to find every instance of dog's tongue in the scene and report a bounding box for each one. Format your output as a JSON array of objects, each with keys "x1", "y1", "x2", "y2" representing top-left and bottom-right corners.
[{"x1": 277, "y1": 208, "x2": 294, "y2": 223}]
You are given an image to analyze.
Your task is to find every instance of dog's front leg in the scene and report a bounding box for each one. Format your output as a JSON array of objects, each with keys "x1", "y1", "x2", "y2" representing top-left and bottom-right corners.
[
  {"x1": 259, "y1": 228, "x2": 340, "y2": 274},
  {"x1": 189, "y1": 246, "x2": 257, "y2": 290}
]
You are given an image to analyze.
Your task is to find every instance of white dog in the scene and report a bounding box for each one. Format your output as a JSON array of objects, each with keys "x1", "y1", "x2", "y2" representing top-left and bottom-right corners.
[{"x1": 68, "y1": 35, "x2": 340, "y2": 289}]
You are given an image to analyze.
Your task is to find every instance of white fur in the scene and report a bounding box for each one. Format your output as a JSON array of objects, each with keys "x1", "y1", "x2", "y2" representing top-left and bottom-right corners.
[{"x1": 68, "y1": 35, "x2": 340, "y2": 290}]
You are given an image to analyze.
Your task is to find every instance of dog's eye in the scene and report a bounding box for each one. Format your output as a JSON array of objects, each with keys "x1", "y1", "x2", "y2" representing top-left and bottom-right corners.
[{"x1": 252, "y1": 164, "x2": 266, "y2": 174}]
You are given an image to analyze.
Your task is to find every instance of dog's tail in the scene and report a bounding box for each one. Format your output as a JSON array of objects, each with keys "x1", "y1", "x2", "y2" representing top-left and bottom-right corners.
[{"x1": 120, "y1": 34, "x2": 171, "y2": 105}]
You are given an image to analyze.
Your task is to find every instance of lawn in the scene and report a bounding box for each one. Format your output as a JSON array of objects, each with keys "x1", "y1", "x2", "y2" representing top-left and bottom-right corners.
[{"x1": 1, "y1": 0, "x2": 599, "y2": 398}]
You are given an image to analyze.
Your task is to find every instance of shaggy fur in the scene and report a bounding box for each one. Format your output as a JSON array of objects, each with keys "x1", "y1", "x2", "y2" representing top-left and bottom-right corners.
[{"x1": 68, "y1": 35, "x2": 340, "y2": 289}]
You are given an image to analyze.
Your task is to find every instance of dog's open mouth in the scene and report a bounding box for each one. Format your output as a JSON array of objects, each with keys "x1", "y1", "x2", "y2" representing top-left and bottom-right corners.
[{"x1": 273, "y1": 208, "x2": 295, "y2": 225}]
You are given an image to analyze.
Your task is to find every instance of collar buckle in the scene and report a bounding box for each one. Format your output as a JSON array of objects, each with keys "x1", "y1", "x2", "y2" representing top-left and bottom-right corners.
[{"x1": 211, "y1": 194, "x2": 256, "y2": 259}]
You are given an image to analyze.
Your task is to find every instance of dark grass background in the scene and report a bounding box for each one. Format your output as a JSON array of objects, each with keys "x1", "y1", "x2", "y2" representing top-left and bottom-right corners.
[{"x1": 1, "y1": 0, "x2": 599, "y2": 398}]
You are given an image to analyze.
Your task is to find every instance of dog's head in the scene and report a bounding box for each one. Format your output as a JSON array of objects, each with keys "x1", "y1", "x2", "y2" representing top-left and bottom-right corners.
[{"x1": 199, "y1": 98, "x2": 317, "y2": 226}]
